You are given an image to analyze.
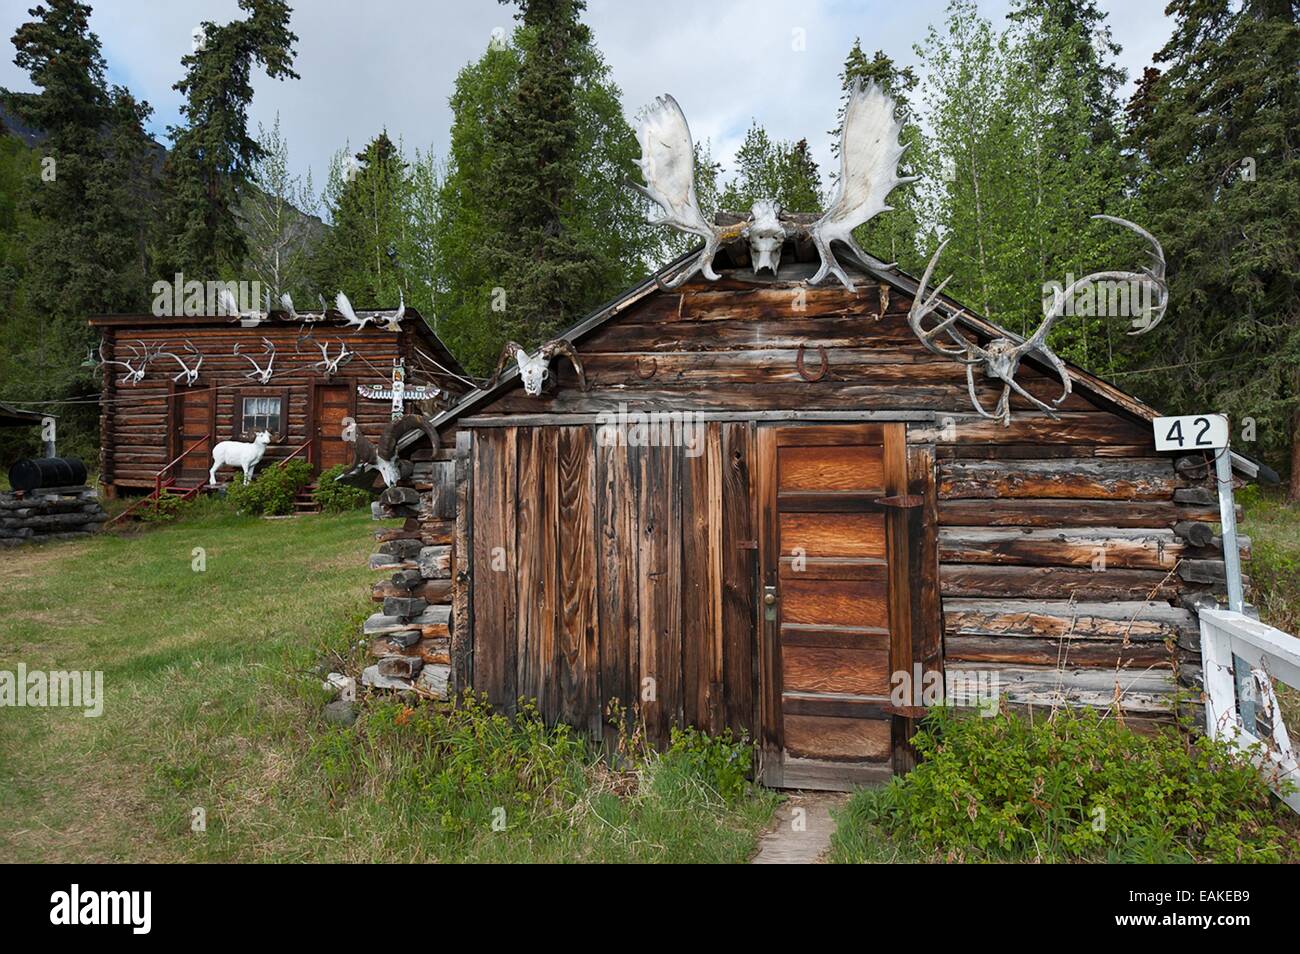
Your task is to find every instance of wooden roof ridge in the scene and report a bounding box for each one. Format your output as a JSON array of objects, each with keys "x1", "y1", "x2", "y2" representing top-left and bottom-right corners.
[{"x1": 421, "y1": 246, "x2": 1259, "y2": 478}]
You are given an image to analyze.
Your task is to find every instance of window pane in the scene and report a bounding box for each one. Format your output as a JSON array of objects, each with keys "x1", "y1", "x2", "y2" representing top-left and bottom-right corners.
[{"x1": 242, "y1": 396, "x2": 282, "y2": 436}]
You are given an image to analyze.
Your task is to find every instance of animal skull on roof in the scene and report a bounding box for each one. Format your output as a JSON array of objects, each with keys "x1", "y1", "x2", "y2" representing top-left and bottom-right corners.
[
  {"x1": 631, "y1": 81, "x2": 915, "y2": 289},
  {"x1": 492, "y1": 339, "x2": 588, "y2": 398}
]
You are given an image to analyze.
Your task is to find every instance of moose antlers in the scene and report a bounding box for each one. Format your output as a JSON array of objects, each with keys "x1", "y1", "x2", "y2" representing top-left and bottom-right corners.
[
  {"x1": 632, "y1": 82, "x2": 915, "y2": 290},
  {"x1": 907, "y1": 215, "x2": 1168, "y2": 426},
  {"x1": 811, "y1": 81, "x2": 917, "y2": 289},
  {"x1": 630, "y1": 95, "x2": 745, "y2": 288}
]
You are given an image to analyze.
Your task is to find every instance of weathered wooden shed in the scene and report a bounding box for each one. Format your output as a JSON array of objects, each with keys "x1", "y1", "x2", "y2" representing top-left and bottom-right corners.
[
  {"x1": 389, "y1": 240, "x2": 1254, "y2": 792},
  {"x1": 89, "y1": 306, "x2": 466, "y2": 498}
]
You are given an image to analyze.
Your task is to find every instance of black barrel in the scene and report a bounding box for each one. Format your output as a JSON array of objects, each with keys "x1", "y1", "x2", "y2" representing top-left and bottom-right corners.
[{"x1": 7, "y1": 456, "x2": 87, "y2": 492}]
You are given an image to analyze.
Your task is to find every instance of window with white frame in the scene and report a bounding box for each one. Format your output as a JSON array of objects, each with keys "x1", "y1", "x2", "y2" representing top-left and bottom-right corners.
[{"x1": 241, "y1": 395, "x2": 282, "y2": 436}]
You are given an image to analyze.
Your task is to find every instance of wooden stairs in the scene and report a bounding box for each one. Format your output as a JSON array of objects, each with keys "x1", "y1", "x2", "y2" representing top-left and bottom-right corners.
[
  {"x1": 105, "y1": 481, "x2": 209, "y2": 527},
  {"x1": 294, "y1": 483, "x2": 321, "y2": 515}
]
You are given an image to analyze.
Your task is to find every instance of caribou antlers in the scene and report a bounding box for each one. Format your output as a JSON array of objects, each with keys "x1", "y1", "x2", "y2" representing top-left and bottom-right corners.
[
  {"x1": 492, "y1": 339, "x2": 588, "y2": 397},
  {"x1": 156, "y1": 340, "x2": 203, "y2": 386},
  {"x1": 314, "y1": 339, "x2": 352, "y2": 375},
  {"x1": 95, "y1": 340, "x2": 156, "y2": 386},
  {"x1": 907, "y1": 215, "x2": 1168, "y2": 426},
  {"x1": 234, "y1": 337, "x2": 276, "y2": 384}
]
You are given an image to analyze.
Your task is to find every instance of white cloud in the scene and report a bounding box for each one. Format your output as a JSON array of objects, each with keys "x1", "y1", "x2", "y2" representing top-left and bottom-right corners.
[{"x1": 0, "y1": 0, "x2": 1172, "y2": 199}]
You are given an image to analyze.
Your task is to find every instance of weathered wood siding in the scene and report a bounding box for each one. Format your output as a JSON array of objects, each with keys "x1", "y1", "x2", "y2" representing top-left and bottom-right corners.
[{"x1": 464, "y1": 422, "x2": 757, "y2": 746}]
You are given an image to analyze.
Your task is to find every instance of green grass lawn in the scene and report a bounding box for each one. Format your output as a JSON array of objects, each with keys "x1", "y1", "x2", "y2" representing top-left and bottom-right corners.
[{"x1": 0, "y1": 510, "x2": 775, "y2": 862}]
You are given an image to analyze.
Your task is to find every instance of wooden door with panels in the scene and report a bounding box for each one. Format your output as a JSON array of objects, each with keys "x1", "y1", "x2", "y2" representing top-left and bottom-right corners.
[
  {"x1": 169, "y1": 385, "x2": 215, "y2": 487},
  {"x1": 314, "y1": 383, "x2": 355, "y2": 473},
  {"x1": 756, "y1": 422, "x2": 931, "y2": 791}
]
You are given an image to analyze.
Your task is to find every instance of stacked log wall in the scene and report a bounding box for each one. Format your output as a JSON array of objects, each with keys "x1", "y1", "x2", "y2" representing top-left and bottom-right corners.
[{"x1": 360, "y1": 437, "x2": 459, "y2": 698}]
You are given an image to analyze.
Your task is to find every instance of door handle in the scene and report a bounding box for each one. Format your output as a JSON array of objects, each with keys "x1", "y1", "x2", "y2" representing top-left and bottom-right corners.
[{"x1": 763, "y1": 586, "x2": 777, "y2": 621}]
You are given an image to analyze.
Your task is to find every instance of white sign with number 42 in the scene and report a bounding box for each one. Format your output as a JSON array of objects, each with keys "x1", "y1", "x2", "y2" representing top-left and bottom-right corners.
[{"x1": 1153, "y1": 414, "x2": 1229, "y2": 452}]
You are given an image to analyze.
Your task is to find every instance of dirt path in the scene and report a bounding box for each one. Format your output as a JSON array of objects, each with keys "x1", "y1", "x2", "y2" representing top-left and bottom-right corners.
[{"x1": 749, "y1": 792, "x2": 848, "y2": 864}]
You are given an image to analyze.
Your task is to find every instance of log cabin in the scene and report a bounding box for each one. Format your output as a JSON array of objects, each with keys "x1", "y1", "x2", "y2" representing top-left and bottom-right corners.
[
  {"x1": 369, "y1": 235, "x2": 1258, "y2": 793},
  {"x1": 358, "y1": 85, "x2": 1260, "y2": 792},
  {"x1": 89, "y1": 306, "x2": 467, "y2": 498}
]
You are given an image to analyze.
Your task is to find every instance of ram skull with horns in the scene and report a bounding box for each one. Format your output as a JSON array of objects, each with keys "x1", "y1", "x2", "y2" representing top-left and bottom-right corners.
[
  {"x1": 336, "y1": 414, "x2": 439, "y2": 489},
  {"x1": 907, "y1": 215, "x2": 1167, "y2": 426},
  {"x1": 491, "y1": 339, "x2": 588, "y2": 397},
  {"x1": 631, "y1": 81, "x2": 914, "y2": 288}
]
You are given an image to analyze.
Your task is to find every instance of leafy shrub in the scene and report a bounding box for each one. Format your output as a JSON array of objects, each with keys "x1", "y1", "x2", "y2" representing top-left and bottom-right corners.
[
  {"x1": 313, "y1": 464, "x2": 372, "y2": 513},
  {"x1": 660, "y1": 725, "x2": 754, "y2": 801},
  {"x1": 226, "y1": 459, "x2": 313, "y2": 516},
  {"x1": 830, "y1": 707, "x2": 1293, "y2": 864}
]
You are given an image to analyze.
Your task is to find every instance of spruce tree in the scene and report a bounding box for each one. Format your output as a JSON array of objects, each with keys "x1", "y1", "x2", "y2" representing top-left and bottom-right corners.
[
  {"x1": 480, "y1": 0, "x2": 601, "y2": 349},
  {"x1": 155, "y1": 0, "x2": 298, "y2": 282},
  {"x1": 717, "y1": 125, "x2": 823, "y2": 213},
  {"x1": 310, "y1": 132, "x2": 409, "y2": 307},
  {"x1": 1128, "y1": 0, "x2": 1300, "y2": 495},
  {"x1": 5, "y1": 0, "x2": 155, "y2": 457},
  {"x1": 436, "y1": 9, "x2": 655, "y2": 372}
]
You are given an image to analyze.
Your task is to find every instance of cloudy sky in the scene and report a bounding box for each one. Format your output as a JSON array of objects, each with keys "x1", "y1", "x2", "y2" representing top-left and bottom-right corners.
[{"x1": 0, "y1": 0, "x2": 1172, "y2": 202}]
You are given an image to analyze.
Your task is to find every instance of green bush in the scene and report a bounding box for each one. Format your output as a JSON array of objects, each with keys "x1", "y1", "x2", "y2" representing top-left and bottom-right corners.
[
  {"x1": 313, "y1": 464, "x2": 373, "y2": 513},
  {"x1": 661, "y1": 725, "x2": 754, "y2": 801},
  {"x1": 226, "y1": 459, "x2": 313, "y2": 516},
  {"x1": 829, "y1": 707, "x2": 1294, "y2": 864}
]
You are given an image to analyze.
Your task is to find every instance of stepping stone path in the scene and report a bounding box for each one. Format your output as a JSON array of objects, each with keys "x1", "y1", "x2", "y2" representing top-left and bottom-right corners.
[{"x1": 749, "y1": 792, "x2": 849, "y2": 864}]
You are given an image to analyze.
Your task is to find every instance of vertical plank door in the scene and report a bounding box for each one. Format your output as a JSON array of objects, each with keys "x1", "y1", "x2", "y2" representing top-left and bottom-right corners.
[
  {"x1": 314, "y1": 383, "x2": 355, "y2": 472},
  {"x1": 171, "y1": 387, "x2": 214, "y2": 486},
  {"x1": 757, "y1": 423, "x2": 914, "y2": 791}
]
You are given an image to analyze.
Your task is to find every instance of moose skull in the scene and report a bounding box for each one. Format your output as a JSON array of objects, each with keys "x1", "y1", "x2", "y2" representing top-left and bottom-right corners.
[{"x1": 745, "y1": 199, "x2": 787, "y2": 275}]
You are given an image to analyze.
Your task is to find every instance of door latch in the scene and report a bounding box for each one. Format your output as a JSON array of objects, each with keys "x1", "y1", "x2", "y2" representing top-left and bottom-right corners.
[{"x1": 763, "y1": 586, "x2": 777, "y2": 621}]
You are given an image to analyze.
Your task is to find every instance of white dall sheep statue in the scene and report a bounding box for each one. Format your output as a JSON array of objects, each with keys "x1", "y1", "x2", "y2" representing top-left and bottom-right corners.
[{"x1": 209, "y1": 430, "x2": 273, "y2": 485}]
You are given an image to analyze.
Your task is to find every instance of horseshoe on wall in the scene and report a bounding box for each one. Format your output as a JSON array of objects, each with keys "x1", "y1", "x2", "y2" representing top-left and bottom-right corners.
[
  {"x1": 796, "y1": 343, "x2": 830, "y2": 382},
  {"x1": 635, "y1": 356, "x2": 658, "y2": 380}
]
